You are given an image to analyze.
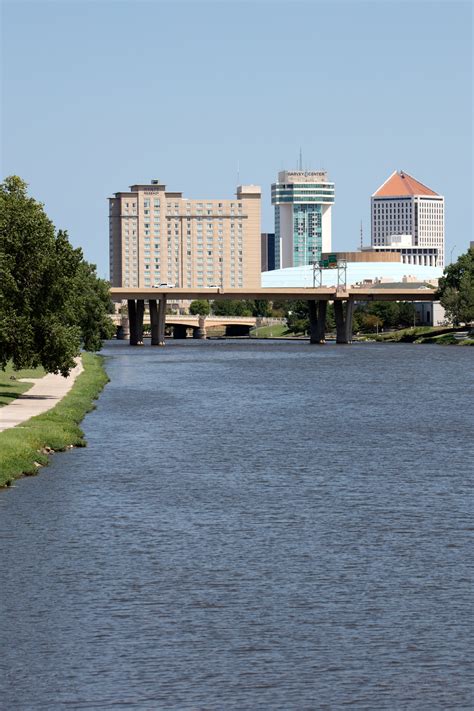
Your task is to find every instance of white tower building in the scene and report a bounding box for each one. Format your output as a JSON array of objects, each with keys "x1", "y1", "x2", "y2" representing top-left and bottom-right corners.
[
  {"x1": 271, "y1": 170, "x2": 335, "y2": 269},
  {"x1": 371, "y1": 170, "x2": 445, "y2": 266}
]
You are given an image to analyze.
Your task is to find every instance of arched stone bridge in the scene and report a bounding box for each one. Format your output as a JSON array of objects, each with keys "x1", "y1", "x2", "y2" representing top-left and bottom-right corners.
[{"x1": 111, "y1": 313, "x2": 260, "y2": 339}]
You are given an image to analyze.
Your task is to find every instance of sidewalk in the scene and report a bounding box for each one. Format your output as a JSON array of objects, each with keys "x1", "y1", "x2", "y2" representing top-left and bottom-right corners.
[{"x1": 0, "y1": 358, "x2": 84, "y2": 433}]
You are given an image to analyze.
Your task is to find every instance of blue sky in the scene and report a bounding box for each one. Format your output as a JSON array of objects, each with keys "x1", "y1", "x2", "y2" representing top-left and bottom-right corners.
[{"x1": 1, "y1": 0, "x2": 472, "y2": 276}]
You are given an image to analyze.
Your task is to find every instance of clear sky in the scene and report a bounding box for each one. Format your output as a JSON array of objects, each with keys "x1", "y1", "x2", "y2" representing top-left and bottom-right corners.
[{"x1": 1, "y1": 0, "x2": 472, "y2": 276}]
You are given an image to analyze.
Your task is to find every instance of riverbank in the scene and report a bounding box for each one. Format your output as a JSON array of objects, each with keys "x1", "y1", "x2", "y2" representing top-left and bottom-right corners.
[
  {"x1": 0, "y1": 353, "x2": 109, "y2": 488},
  {"x1": 250, "y1": 323, "x2": 474, "y2": 344},
  {"x1": 363, "y1": 326, "x2": 474, "y2": 345}
]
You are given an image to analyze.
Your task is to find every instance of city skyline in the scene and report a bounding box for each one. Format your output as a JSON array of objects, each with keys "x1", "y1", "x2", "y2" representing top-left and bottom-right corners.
[{"x1": 1, "y1": 1, "x2": 472, "y2": 276}]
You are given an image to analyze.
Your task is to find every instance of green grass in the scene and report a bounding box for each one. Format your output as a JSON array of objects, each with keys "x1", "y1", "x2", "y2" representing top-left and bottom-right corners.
[
  {"x1": 364, "y1": 325, "x2": 474, "y2": 345},
  {"x1": 366, "y1": 326, "x2": 457, "y2": 343},
  {"x1": 250, "y1": 324, "x2": 290, "y2": 338},
  {"x1": 0, "y1": 363, "x2": 46, "y2": 407},
  {"x1": 418, "y1": 333, "x2": 474, "y2": 346},
  {"x1": 0, "y1": 353, "x2": 109, "y2": 488}
]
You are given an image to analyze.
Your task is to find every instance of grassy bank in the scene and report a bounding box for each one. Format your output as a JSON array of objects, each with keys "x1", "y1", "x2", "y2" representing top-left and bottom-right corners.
[
  {"x1": 364, "y1": 326, "x2": 474, "y2": 345},
  {"x1": 0, "y1": 353, "x2": 109, "y2": 488},
  {"x1": 250, "y1": 324, "x2": 290, "y2": 338},
  {"x1": 0, "y1": 363, "x2": 46, "y2": 406}
]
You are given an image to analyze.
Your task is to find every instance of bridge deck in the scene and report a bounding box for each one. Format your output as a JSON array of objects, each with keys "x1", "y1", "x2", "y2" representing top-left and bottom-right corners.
[{"x1": 111, "y1": 287, "x2": 437, "y2": 302}]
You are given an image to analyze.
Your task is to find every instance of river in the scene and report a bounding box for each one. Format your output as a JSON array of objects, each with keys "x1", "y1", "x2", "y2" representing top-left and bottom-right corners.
[{"x1": 0, "y1": 340, "x2": 473, "y2": 710}]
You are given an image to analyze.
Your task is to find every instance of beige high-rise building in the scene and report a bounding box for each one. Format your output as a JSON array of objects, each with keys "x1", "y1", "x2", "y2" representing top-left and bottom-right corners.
[{"x1": 109, "y1": 179, "x2": 261, "y2": 289}]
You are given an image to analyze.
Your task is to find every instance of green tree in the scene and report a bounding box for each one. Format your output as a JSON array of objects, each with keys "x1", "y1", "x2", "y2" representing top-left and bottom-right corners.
[
  {"x1": 359, "y1": 313, "x2": 383, "y2": 333},
  {"x1": 367, "y1": 301, "x2": 399, "y2": 329},
  {"x1": 212, "y1": 299, "x2": 252, "y2": 316},
  {"x1": 270, "y1": 299, "x2": 291, "y2": 317},
  {"x1": 0, "y1": 176, "x2": 114, "y2": 375},
  {"x1": 397, "y1": 302, "x2": 416, "y2": 329},
  {"x1": 285, "y1": 300, "x2": 309, "y2": 334},
  {"x1": 236, "y1": 300, "x2": 254, "y2": 316},
  {"x1": 436, "y1": 248, "x2": 474, "y2": 325},
  {"x1": 69, "y1": 260, "x2": 116, "y2": 351},
  {"x1": 326, "y1": 303, "x2": 336, "y2": 332},
  {"x1": 189, "y1": 299, "x2": 210, "y2": 316},
  {"x1": 353, "y1": 306, "x2": 366, "y2": 334},
  {"x1": 353, "y1": 301, "x2": 416, "y2": 331},
  {"x1": 252, "y1": 299, "x2": 272, "y2": 317}
]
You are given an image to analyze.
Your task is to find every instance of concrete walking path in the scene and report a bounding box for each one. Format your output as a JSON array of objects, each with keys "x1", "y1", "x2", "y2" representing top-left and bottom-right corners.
[{"x1": 0, "y1": 358, "x2": 84, "y2": 433}]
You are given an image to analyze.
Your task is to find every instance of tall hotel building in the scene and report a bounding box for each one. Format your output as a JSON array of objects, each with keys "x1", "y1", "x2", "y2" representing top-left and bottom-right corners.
[
  {"x1": 371, "y1": 170, "x2": 445, "y2": 266},
  {"x1": 271, "y1": 170, "x2": 335, "y2": 268},
  {"x1": 109, "y1": 180, "x2": 261, "y2": 289}
]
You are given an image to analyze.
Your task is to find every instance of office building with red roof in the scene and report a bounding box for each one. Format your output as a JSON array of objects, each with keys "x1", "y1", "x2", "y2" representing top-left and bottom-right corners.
[{"x1": 369, "y1": 170, "x2": 444, "y2": 266}]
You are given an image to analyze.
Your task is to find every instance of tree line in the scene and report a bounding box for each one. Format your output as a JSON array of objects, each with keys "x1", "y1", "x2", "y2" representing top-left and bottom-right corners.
[
  {"x1": 190, "y1": 298, "x2": 418, "y2": 333},
  {"x1": 436, "y1": 247, "x2": 474, "y2": 325},
  {"x1": 189, "y1": 299, "x2": 273, "y2": 318},
  {"x1": 0, "y1": 176, "x2": 115, "y2": 376}
]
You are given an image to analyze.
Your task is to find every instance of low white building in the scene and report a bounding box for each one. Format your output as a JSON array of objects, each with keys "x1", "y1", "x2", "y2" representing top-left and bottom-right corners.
[
  {"x1": 415, "y1": 301, "x2": 447, "y2": 327},
  {"x1": 261, "y1": 261, "x2": 443, "y2": 288}
]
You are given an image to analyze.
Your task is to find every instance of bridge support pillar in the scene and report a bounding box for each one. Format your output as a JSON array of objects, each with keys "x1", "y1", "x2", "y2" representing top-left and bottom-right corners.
[
  {"x1": 193, "y1": 316, "x2": 207, "y2": 339},
  {"x1": 136, "y1": 300, "x2": 145, "y2": 345},
  {"x1": 117, "y1": 314, "x2": 130, "y2": 341},
  {"x1": 308, "y1": 300, "x2": 327, "y2": 344},
  {"x1": 128, "y1": 300, "x2": 138, "y2": 346},
  {"x1": 157, "y1": 297, "x2": 166, "y2": 346},
  {"x1": 149, "y1": 299, "x2": 160, "y2": 345},
  {"x1": 334, "y1": 299, "x2": 354, "y2": 344}
]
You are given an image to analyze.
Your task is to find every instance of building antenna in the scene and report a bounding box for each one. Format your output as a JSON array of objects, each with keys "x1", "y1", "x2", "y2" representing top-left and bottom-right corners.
[
  {"x1": 237, "y1": 160, "x2": 240, "y2": 186},
  {"x1": 360, "y1": 220, "x2": 363, "y2": 250},
  {"x1": 299, "y1": 147, "x2": 303, "y2": 171}
]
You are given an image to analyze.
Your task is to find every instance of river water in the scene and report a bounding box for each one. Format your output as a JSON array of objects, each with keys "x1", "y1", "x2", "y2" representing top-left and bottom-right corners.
[{"x1": 0, "y1": 340, "x2": 473, "y2": 710}]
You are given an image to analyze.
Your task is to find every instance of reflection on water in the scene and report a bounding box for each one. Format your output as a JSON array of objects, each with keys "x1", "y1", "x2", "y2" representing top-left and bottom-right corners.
[{"x1": 0, "y1": 340, "x2": 473, "y2": 710}]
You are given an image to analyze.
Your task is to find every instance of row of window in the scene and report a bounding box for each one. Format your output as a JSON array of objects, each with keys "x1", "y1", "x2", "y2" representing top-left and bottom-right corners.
[
  {"x1": 273, "y1": 185, "x2": 333, "y2": 194},
  {"x1": 170, "y1": 216, "x2": 243, "y2": 221},
  {"x1": 143, "y1": 198, "x2": 243, "y2": 208},
  {"x1": 273, "y1": 197, "x2": 335, "y2": 204},
  {"x1": 374, "y1": 201, "x2": 443, "y2": 211},
  {"x1": 141, "y1": 281, "x2": 244, "y2": 287}
]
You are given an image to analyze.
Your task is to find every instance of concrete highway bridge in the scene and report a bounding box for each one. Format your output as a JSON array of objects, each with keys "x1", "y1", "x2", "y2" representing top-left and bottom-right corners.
[{"x1": 110, "y1": 286, "x2": 438, "y2": 346}]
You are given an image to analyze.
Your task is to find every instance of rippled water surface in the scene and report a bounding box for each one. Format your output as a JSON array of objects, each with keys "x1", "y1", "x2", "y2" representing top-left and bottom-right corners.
[{"x1": 1, "y1": 340, "x2": 473, "y2": 710}]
